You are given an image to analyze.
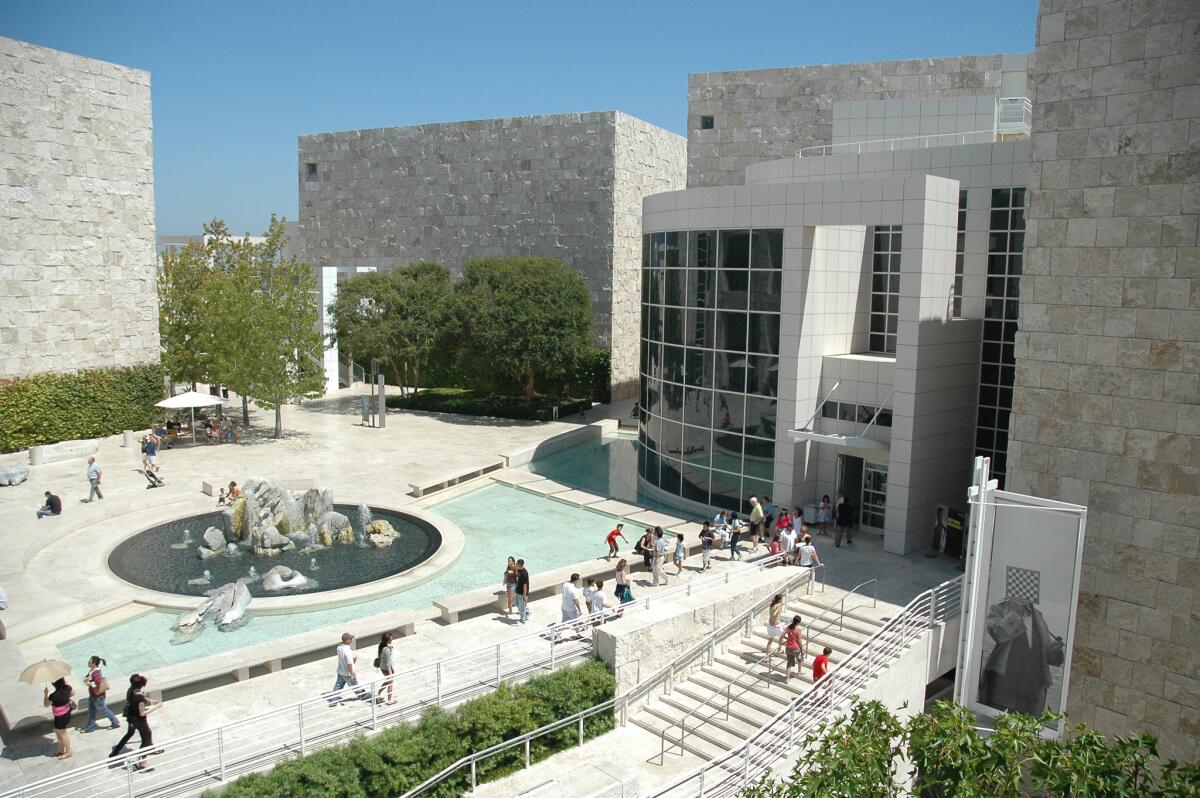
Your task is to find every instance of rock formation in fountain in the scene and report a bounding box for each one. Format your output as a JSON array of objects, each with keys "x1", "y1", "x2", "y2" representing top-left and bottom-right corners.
[
  {"x1": 174, "y1": 580, "x2": 252, "y2": 633},
  {"x1": 262, "y1": 565, "x2": 312, "y2": 591},
  {"x1": 364, "y1": 519, "x2": 399, "y2": 548}
]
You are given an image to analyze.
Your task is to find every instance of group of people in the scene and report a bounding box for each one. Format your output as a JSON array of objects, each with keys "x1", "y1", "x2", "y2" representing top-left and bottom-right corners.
[
  {"x1": 763, "y1": 594, "x2": 833, "y2": 684},
  {"x1": 327, "y1": 631, "x2": 398, "y2": 706},
  {"x1": 42, "y1": 657, "x2": 161, "y2": 770}
]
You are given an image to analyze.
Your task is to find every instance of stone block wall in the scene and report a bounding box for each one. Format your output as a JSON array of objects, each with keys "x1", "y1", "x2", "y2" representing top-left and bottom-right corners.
[
  {"x1": 298, "y1": 111, "x2": 684, "y2": 395},
  {"x1": 0, "y1": 37, "x2": 159, "y2": 378},
  {"x1": 612, "y1": 113, "x2": 686, "y2": 398},
  {"x1": 687, "y1": 53, "x2": 1030, "y2": 188},
  {"x1": 1007, "y1": 0, "x2": 1199, "y2": 762}
]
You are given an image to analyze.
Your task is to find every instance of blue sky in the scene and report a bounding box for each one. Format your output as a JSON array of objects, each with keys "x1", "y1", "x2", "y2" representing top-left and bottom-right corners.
[{"x1": 2, "y1": 1, "x2": 1038, "y2": 235}]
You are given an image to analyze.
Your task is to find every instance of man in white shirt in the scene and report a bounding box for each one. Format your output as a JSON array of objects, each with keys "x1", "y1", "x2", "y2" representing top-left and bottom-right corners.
[
  {"x1": 329, "y1": 632, "x2": 368, "y2": 705},
  {"x1": 85, "y1": 457, "x2": 103, "y2": 502},
  {"x1": 780, "y1": 525, "x2": 798, "y2": 565},
  {"x1": 0, "y1": 583, "x2": 7, "y2": 640},
  {"x1": 561, "y1": 574, "x2": 585, "y2": 623}
]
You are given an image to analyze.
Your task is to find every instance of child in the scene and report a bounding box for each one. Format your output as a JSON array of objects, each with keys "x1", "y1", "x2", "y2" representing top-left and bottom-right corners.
[
  {"x1": 699, "y1": 522, "x2": 715, "y2": 570},
  {"x1": 813, "y1": 646, "x2": 832, "y2": 682},
  {"x1": 768, "y1": 533, "x2": 782, "y2": 557},
  {"x1": 605, "y1": 524, "x2": 627, "y2": 560},
  {"x1": 217, "y1": 487, "x2": 227, "y2": 507},
  {"x1": 673, "y1": 533, "x2": 686, "y2": 574}
]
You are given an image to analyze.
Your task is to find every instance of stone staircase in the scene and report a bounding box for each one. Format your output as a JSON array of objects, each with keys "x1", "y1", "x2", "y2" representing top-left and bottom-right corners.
[{"x1": 631, "y1": 592, "x2": 886, "y2": 762}]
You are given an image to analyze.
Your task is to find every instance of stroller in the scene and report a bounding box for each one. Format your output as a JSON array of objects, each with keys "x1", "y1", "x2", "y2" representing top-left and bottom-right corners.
[{"x1": 144, "y1": 468, "x2": 165, "y2": 489}]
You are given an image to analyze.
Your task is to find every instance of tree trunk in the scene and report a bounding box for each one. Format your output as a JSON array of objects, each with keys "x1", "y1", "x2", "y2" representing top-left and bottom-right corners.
[
  {"x1": 524, "y1": 368, "x2": 535, "y2": 402},
  {"x1": 274, "y1": 401, "x2": 282, "y2": 439},
  {"x1": 241, "y1": 395, "x2": 250, "y2": 426},
  {"x1": 413, "y1": 360, "x2": 420, "y2": 397}
]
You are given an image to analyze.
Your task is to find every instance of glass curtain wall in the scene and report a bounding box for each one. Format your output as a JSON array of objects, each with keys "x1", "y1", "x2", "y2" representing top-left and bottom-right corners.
[
  {"x1": 975, "y1": 186, "x2": 1025, "y2": 486},
  {"x1": 640, "y1": 228, "x2": 783, "y2": 513},
  {"x1": 869, "y1": 225, "x2": 902, "y2": 354}
]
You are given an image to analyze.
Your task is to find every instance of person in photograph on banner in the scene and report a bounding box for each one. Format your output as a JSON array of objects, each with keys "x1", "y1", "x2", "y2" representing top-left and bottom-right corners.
[{"x1": 978, "y1": 566, "x2": 1066, "y2": 716}]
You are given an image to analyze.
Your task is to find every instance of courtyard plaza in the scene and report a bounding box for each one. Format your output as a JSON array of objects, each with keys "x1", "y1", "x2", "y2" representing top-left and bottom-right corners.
[{"x1": 0, "y1": 388, "x2": 959, "y2": 786}]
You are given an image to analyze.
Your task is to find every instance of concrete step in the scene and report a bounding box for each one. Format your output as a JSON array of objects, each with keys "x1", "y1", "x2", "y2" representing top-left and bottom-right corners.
[
  {"x1": 643, "y1": 698, "x2": 761, "y2": 747},
  {"x1": 658, "y1": 689, "x2": 776, "y2": 737},
  {"x1": 630, "y1": 710, "x2": 730, "y2": 762},
  {"x1": 744, "y1": 627, "x2": 862, "y2": 658},
  {"x1": 687, "y1": 669, "x2": 795, "y2": 715},
  {"x1": 787, "y1": 603, "x2": 883, "y2": 638},
  {"x1": 673, "y1": 682, "x2": 782, "y2": 728},
  {"x1": 790, "y1": 596, "x2": 886, "y2": 630}
]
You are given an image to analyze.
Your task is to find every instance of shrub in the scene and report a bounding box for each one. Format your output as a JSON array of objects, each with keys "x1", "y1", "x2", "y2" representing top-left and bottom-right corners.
[
  {"x1": 0, "y1": 364, "x2": 164, "y2": 452},
  {"x1": 385, "y1": 388, "x2": 589, "y2": 422},
  {"x1": 209, "y1": 659, "x2": 615, "y2": 798}
]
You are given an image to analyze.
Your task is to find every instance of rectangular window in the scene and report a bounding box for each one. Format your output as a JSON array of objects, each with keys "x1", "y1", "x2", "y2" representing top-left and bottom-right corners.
[
  {"x1": 700, "y1": 115, "x2": 714, "y2": 130},
  {"x1": 305, "y1": 162, "x2": 318, "y2": 182},
  {"x1": 719, "y1": 230, "x2": 750, "y2": 268},
  {"x1": 869, "y1": 224, "x2": 902, "y2": 354},
  {"x1": 861, "y1": 461, "x2": 888, "y2": 528},
  {"x1": 952, "y1": 189, "x2": 967, "y2": 317}
]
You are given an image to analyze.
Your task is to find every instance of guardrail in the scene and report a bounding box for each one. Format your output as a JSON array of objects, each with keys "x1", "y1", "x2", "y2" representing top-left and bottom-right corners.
[
  {"x1": 400, "y1": 562, "x2": 819, "y2": 797},
  {"x1": 647, "y1": 576, "x2": 963, "y2": 798},
  {"x1": 2, "y1": 555, "x2": 792, "y2": 798},
  {"x1": 803, "y1": 577, "x2": 876, "y2": 642},
  {"x1": 997, "y1": 96, "x2": 1032, "y2": 134},
  {"x1": 797, "y1": 130, "x2": 996, "y2": 158}
]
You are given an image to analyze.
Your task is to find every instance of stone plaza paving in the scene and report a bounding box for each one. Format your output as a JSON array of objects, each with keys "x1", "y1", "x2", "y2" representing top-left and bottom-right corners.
[{"x1": 0, "y1": 390, "x2": 959, "y2": 787}]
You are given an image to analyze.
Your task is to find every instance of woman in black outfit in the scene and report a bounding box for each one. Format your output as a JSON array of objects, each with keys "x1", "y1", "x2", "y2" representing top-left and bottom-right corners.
[
  {"x1": 110, "y1": 674, "x2": 160, "y2": 769},
  {"x1": 43, "y1": 677, "x2": 75, "y2": 759}
]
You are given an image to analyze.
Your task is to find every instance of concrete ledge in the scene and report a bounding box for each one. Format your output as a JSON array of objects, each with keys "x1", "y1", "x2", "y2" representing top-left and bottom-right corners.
[
  {"x1": 28, "y1": 438, "x2": 98, "y2": 465},
  {"x1": 499, "y1": 423, "x2": 604, "y2": 468},
  {"x1": 410, "y1": 460, "x2": 504, "y2": 498}
]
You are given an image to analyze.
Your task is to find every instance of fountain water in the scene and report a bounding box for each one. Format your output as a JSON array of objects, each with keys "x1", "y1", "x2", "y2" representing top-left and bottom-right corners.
[
  {"x1": 186, "y1": 569, "x2": 212, "y2": 586},
  {"x1": 309, "y1": 557, "x2": 319, "y2": 571},
  {"x1": 356, "y1": 502, "x2": 372, "y2": 548},
  {"x1": 170, "y1": 529, "x2": 194, "y2": 550},
  {"x1": 247, "y1": 566, "x2": 260, "y2": 582}
]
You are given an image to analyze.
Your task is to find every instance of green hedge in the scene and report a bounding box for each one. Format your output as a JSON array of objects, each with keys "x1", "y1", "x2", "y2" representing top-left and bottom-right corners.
[
  {"x1": 386, "y1": 387, "x2": 590, "y2": 421},
  {"x1": 208, "y1": 659, "x2": 615, "y2": 798},
  {"x1": 0, "y1": 364, "x2": 165, "y2": 453}
]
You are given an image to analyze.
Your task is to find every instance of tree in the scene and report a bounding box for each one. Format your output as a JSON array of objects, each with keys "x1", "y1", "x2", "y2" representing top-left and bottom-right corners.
[
  {"x1": 742, "y1": 700, "x2": 1200, "y2": 798},
  {"x1": 158, "y1": 238, "x2": 221, "y2": 387},
  {"x1": 235, "y1": 215, "x2": 325, "y2": 437},
  {"x1": 453, "y1": 257, "x2": 594, "y2": 401},
  {"x1": 326, "y1": 262, "x2": 453, "y2": 395}
]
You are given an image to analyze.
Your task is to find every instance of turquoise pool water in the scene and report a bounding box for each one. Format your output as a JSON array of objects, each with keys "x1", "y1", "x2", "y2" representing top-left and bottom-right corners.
[{"x1": 58, "y1": 482, "x2": 628, "y2": 680}]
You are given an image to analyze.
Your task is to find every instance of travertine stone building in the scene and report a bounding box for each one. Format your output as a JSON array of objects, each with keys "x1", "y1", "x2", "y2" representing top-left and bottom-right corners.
[
  {"x1": 299, "y1": 111, "x2": 686, "y2": 397},
  {"x1": 0, "y1": 36, "x2": 159, "y2": 378},
  {"x1": 688, "y1": 54, "x2": 1031, "y2": 188},
  {"x1": 1008, "y1": 0, "x2": 1199, "y2": 761}
]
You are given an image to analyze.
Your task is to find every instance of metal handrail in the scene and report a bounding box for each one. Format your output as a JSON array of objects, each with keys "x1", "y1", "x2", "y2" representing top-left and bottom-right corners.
[
  {"x1": 648, "y1": 576, "x2": 964, "y2": 798},
  {"x1": 401, "y1": 564, "x2": 819, "y2": 798},
  {"x1": 803, "y1": 577, "x2": 877, "y2": 645},
  {"x1": 797, "y1": 130, "x2": 996, "y2": 158},
  {"x1": 3, "y1": 557, "x2": 790, "y2": 798}
]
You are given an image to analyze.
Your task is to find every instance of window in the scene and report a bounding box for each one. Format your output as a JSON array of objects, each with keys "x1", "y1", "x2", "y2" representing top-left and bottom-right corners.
[
  {"x1": 973, "y1": 186, "x2": 1026, "y2": 487},
  {"x1": 869, "y1": 225, "x2": 902, "y2": 354},
  {"x1": 861, "y1": 462, "x2": 888, "y2": 528},
  {"x1": 305, "y1": 162, "x2": 318, "y2": 182},
  {"x1": 700, "y1": 115, "x2": 714, "y2": 130},
  {"x1": 953, "y1": 190, "x2": 967, "y2": 317}
]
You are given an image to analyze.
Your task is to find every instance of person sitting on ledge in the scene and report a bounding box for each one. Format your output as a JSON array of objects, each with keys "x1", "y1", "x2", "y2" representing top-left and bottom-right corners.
[{"x1": 37, "y1": 491, "x2": 62, "y2": 519}]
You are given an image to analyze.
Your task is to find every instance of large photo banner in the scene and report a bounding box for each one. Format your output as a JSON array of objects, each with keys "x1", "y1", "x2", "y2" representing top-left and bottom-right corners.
[{"x1": 957, "y1": 465, "x2": 1086, "y2": 738}]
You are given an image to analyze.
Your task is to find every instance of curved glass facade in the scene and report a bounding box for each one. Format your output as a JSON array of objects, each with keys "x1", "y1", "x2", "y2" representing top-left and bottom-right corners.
[{"x1": 639, "y1": 229, "x2": 783, "y2": 513}]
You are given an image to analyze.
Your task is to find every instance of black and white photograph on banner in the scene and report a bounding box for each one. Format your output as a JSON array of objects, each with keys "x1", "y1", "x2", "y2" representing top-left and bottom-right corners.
[{"x1": 961, "y1": 483, "x2": 1086, "y2": 737}]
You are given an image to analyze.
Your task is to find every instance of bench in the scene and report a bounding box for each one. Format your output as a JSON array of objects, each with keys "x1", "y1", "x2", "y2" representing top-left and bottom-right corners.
[
  {"x1": 27, "y1": 439, "x2": 99, "y2": 466},
  {"x1": 409, "y1": 461, "x2": 504, "y2": 498}
]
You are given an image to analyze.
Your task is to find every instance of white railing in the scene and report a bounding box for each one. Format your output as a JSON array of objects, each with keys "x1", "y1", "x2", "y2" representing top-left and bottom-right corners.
[
  {"x1": 797, "y1": 130, "x2": 997, "y2": 158},
  {"x1": 2, "y1": 556, "x2": 791, "y2": 798},
  {"x1": 400, "y1": 562, "x2": 819, "y2": 797},
  {"x1": 649, "y1": 576, "x2": 963, "y2": 798},
  {"x1": 997, "y1": 96, "x2": 1033, "y2": 134}
]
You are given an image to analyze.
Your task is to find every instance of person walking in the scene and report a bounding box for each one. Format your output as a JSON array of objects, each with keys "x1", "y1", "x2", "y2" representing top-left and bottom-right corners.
[
  {"x1": 143, "y1": 434, "x2": 160, "y2": 474},
  {"x1": 817, "y1": 495, "x2": 833, "y2": 537},
  {"x1": 775, "y1": 506, "x2": 793, "y2": 535},
  {"x1": 109, "y1": 674, "x2": 160, "y2": 770},
  {"x1": 605, "y1": 524, "x2": 627, "y2": 560},
  {"x1": 835, "y1": 496, "x2": 854, "y2": 547},
  {"x1": 85, "y1": 456, "x2": 103, "y2": 502},
  {"x1": 780, "y1": 523, "x2": 798, "y2": 565},
  {"x1": 779, "y1": 615, "x2": 806, "y2": 682},
  {"x1": 37, "y1": 491, "x2": 62, "y2": 519},
  {"x1": 699, "y1": 522, "x2": 715, "y2": 570},
  {"x1": 375, "y1": 632, "x2": 395, "y2": 705},
  {"x1": 728, "y1": 513, "x2": 743, "y2": 560},
  {"x1": 672, "y1": 532, "x2": 686, "y2": 575},
  {"x1": 614, "y1": 559, "x2": 632, "y2": 604},
  {"x1": 0, "y1": 583, "x2": 7, "y2": 640},
  {"x1": 652, "y1": 528, "x2": 668, "y2": 586},
  {"x1": 44, "y1": 678, "x2": 75, "y2": 759},
  {"x1": 82, "y1": 656, "x2": 120, "y2": 732},
  {"x1": 813, "y1": 646, "x2": 832, "y2": 683},
  {"x1": 797, "y1": 534, "x2": 822, "y2": 569},
  {"x1": 514, "y1": 559, "x2": 531, "y2": 624},
  {"x1": 502, "y1": 556, "x2": 518, "y2": 616},
  {"x1": 560, "y1": 573, "x2": 586, "y2": 625},
  {"x1": 328, "y1": 632, "x2": 368, "y2": 705},
  {"x1": 764, "y1": 594, "x2": 784, "y2": 660},
  {"x1": 748, "y1": 497, "x2": 764, "y2": 551}
]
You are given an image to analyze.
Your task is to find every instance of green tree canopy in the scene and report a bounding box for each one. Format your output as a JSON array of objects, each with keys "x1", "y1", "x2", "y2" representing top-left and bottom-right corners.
[
  {"x1": 453, "y1": 257, "x2": 594, "y2": 400},
  {"x1": 326, "y1": 262, "x2": 453, "y2": 395}
]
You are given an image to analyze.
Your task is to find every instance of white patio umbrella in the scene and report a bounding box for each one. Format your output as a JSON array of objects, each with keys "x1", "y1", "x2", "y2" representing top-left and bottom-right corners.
[{"x1": 156, "y1": 390, "x2": 225, "y2": 444}]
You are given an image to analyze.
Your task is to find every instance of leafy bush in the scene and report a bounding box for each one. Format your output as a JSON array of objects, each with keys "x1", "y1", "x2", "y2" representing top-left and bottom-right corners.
[
  {"x1": 570, "y1": 347, "x2": 612, "y2": 404},
  {"x1": 0, "y1": 364, "x2": 164, "y2": 452},
  {"x1": 209, "y1": 659, "x2": 615, "y2": 798},
  {"x1": 743, "y1": 700, "x2": 1200, "y2": 798},
  {"x1": 385, "y1": 387, "x2": 590, "y2": 421}
]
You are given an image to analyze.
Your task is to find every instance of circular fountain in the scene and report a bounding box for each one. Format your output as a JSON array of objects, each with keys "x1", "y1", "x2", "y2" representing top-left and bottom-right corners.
[{"x1": 108, "y1": 480, "x2": 441, "y2": 600}]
